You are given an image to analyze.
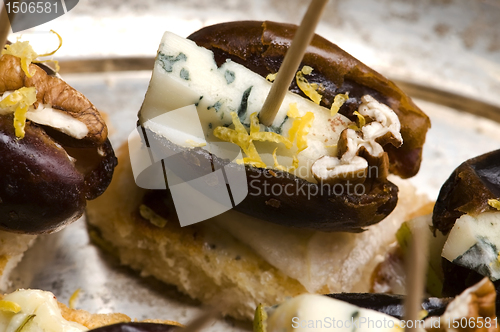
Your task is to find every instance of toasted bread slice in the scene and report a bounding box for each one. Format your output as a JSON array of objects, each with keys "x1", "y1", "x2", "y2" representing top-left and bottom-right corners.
[
  {"x1": 87, "y1": 144, "x2": 431, "y2": 320},
  {"x1": 0, "y1": 232, "x2": 36, "y2": 290}
]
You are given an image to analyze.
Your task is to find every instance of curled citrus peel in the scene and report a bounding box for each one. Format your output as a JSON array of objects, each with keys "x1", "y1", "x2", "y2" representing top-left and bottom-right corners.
[
  {"x1": 0, "y1": 300, "x2": 21, "y2": 313},
  {"x1": 0, "y1": 86, "x2": 37, "y2": 138},
  {"x1": 349, "y1": 110, "x2": 366, "y2": 130},
  {"x1": 330, "y1": 92, "x2": 349, "y2": 116},
  {"x1": 295, "y1": 65, "x2": 322, "y2": 104},
  {"x1": 2, "y1": 30, "x2": 62, "y2": 77},
  {"x1": 488, "y1": 199, "x2": 500, "y2": 211},
  {"x1": 287, "y1": 103, "x2": 314, "y2": 169},
  {"x1": 213, "y1": 112, "x2": 293, "y2": 168}
]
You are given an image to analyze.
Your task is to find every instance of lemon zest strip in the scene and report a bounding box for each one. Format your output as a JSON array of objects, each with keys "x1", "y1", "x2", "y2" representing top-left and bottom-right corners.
[
  {"x1": 295, "y1": 66, "x2": 322, "y2": 104},
  {"x1": 266, "y1": 73, "x2": 277, "y2": 82},
  {"x1": 214, "y1": 112, "x2": 295, "y2": 168},
  {"x1": 330, "y1": 93, "x2": 349, "y2": 116},
  {"x1": 68, "y1": 289, "x2": 81, "y2": 309},
  {"x1": 353, "y1": 110, "x2": 366, "y2": 128},
  {"x1": 2, "y1": 30, "x2": 62, "y2": 77},
  {"x1": 0, "y1": 87, "x2": 37, "y2": 139},
  {"x1": 0, "y1": 300, "x2": 21, "y2": 313},
  {"x1": 488, "y1": 199, "x2": 500, "y2": 211}
]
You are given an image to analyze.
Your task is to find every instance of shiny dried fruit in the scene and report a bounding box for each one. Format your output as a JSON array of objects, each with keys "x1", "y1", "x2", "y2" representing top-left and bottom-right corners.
[{"x1": 433, "y1": 149, "x2": 500, "y2": 235}]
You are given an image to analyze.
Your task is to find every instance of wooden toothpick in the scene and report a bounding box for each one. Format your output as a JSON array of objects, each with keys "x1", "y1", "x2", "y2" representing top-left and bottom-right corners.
[
  {"x1": 0, "y1": 1, "x2": 15, "y2": 49},
  {"x1": 259, "y1": 0, "x2": 329, "y2": 127},
  {"x1": 404, "y1": 225, "x2": 429, "y2": 331}
]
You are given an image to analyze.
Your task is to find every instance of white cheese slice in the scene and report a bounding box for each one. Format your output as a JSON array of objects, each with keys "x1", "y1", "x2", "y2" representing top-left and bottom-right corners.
[
  {"x1": 266, "y1": 293, "x2": 401, "y2": 332},
  {"x1": 0, "y1": 91, "x2": 89, "y2": 139},
  {"x1": 25, "y1": 104, "x2": 89, "y2": 139},
  {"x1": 0, "y1": 289, "x2": 87, "y2": 332},
  {"x1": 139, "y1": 31, "x2": 352, "y2": 182},
  {"x1": 204, "y1": 175, "x2": 426, "y2": 293},
  {"x1": 441, "y1": 211, "x2": 500, "y2": 280}
]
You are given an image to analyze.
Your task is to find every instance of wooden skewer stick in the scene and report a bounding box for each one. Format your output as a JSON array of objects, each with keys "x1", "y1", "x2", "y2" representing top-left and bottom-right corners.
[
  {"x1": 0, "y1": 0, "x2": 14, "y2": 49},
  {"x1": 404, "y1": 224, "x2": 429, "y2": 331},
  {"x1": 259, "y1": 0, "x2": 329, "y2": 127}
]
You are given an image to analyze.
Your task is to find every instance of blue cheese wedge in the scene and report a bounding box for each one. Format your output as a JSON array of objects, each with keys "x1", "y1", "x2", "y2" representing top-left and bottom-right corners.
[
  {"x1": 0, "y1": 289, "x2": 87, "y2": 332},
  {"x1": 441, "y1": 212, "x2": 500, "y2": 280},
  {"x1": 139, "y1": 32, "x2": 352, "y2": 182}
]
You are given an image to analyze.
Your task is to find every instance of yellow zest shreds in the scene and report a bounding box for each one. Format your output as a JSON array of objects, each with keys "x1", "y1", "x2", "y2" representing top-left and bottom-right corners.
[
  {"x1": 286, "y1": 103, "x2": 314, "y2": 171},
  {"x1": 266, "y1": 73, "x2": 277, "y2": 82},
  {"x1": 292, "y1": 155, "x2": 299, "y2": 170},
  {"x1": 295, "y1": 112, "x2": 314, "y2": 152},
  {"x1": 0, "y1": 300, "x2": 21, "y2": 313},
  {"x1": 330, "y1": 92, "x2": 349, "y2": 116},
  {"x1": 0, "y1": 87, "x2": 37, "y2": 139},
  {"x1": 288, "y1": 105, "x2": 314, "y2": 152},
  {"x1": 1, "y1": 30, "x2": 62, "y2": 77},
  {"x1": 252, "y1": 132, "x2": 293, "y2": 148},
  {"x1": 2, "y1": 40, "x2": 38, "y2": 77},
  {"x1": 301, "y1": 65, "x2": 313, "y2": 75},
  {"x1": 214, "y1": 112, "x2": 292, "y2": 168},
  {"x1": 213, "y1": 126, "x2": 261, "y2": 164},
  {"x1": 68, "y1": 289, "x2": 81, "y2": 309},
  {"x1": 353, "y1": 111, "x2": 366, "y2": 128},
  {"x1": 295, "y1": 66, "x2": 322, "y2": 104},
  {"x1": 37, "y1": 30, "x2": 63, "y2": 57},
  {"x1": 272, "y1": 148, "x2": 287, "y2": 172},
  {"x1": 488, "y1": 199, "x2": 500, "y2": 211},
  {"x1": 249, "y1": 112, "x2": 260, "y2": 135}
]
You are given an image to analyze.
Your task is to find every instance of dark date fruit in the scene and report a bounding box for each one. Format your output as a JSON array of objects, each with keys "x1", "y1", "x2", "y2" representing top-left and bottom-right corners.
[
  {"x1": 188, "y1": 21, "x2": 431, "y2": 179},
  {"x1": 0, "y1": 114, "x2": 117, "y2": 234},
  {"x1": 433, "y1": 149, "x2": 500, "y2": 235},
  {"x1": 89, "y1": 322, "x2": 179, "y2": 332}
]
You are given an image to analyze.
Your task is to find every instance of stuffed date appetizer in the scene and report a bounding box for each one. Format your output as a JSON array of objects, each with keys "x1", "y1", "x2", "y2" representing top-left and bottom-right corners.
[
  {"x1": 137, "y1": 21, "x2": 431, "y2": 232},
  {"x1": 87, "y1": 21, "x2": 432, "y2": 319},
  {"x1": 0, "y1": 36, "x2": 117, "y2": 234},
  {"x1": 431, "y1": 149, "x2": 500, "y2": 297}
]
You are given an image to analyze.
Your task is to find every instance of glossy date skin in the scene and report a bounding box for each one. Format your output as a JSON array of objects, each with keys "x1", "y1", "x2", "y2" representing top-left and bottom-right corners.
[
  {"x1": 432, "y1": 149, "x2": 500, "y2": 297},
  {"x1": 89, "y1": 323, "x2": 179, "y2": 332},
  {"x1": 188, "y1": 21, "x2": 431, "y2": 179},
  {"x1": 0, "y1": 115, "x2": 117, "y2": 234},
  {"x1": 142, "y1": 129, "x2": 397, "y2": 232},
  {"x1": 433, "y1": 149, "x2": 500, "y2": 235},
  {"x1": 137, "y1": 20, "x2": 429, "y2": 231},
  {"x1": 0, "y1": 52, "x2": 117, "y2": 234}
]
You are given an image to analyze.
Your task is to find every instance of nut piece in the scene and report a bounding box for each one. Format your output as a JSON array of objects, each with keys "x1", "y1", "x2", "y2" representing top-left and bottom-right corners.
[
  {"x1": 0, "y1": 54, "x2": 107, "y2": 145},
  {"x1": 311, "y1": 155, "x2": 367, "y2": 185},
  {"x1": 424, "y1": 278, "x2": 497, "y2": 332},
  {"x1": 433, "y1": 149, "x2": 500, "y2": 235},
  {"x1": 312, "y1": 95, "x2": 402, "y2": 184},
  {"x1": 0, "y1": 53, "x2": 117, "y2": 234}
]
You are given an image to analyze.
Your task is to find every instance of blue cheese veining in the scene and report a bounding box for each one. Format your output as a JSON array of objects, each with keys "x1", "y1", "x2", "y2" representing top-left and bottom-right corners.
[
  {"x1": 139, "y1": 32, "x2": 403, "y2": 183},
  {"x1": 441, "y1": 211, "x2": 500, "y2": 280}
]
